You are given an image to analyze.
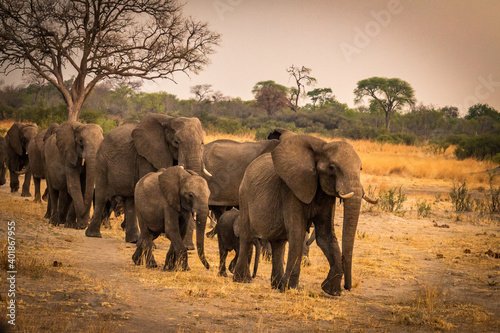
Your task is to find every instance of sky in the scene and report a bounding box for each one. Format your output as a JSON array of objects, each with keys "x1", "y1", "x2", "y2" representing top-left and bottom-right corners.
[{"x1": 2, "y1": 0, "x2": 500, "y2": 115}]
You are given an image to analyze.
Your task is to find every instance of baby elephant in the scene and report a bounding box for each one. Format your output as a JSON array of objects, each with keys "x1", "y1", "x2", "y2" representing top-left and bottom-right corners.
[
  {"x1": 215, "y1": 208, "x2": 260, "y2": 278},
  {"x1": 132, "y1": 166, "x2": 211, "y2": 271}
]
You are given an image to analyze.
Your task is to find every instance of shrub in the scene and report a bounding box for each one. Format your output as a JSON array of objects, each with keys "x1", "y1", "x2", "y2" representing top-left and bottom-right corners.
[
  {"x1": 376, "y1": 132, "x2": 419, "y2": 146},
  {"x1": 450, "y1": 181, "x2": 473, "y2": 212},
  {"x1": 453, "y1": 134, "x2": 500, "y2": 160},
  {"x1": 380, "y1": 186, "x2": 407, "y2": 212},
  {"x1": 416, "y1": 199, "x2": 432, "y2": 217}
]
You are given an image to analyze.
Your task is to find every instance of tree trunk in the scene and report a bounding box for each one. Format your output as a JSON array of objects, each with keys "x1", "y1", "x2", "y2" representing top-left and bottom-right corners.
[{"x1": 385, "y1": 110, "x2": 391, "y2": 132}]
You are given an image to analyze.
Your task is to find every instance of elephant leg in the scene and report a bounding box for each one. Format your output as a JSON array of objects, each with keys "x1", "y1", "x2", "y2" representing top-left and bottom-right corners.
[
  {"x1": 252, "y1": 238, "x2": 261, "y2": 278},
  {"x1": 218, "y1": 240, "x2": 228, "y2": 277},
  {"x1": 9, "y1": 170, "x2": 19, "y2": 192},
  {"x1": 182, "y1": 218, "x2": 195, "y2": 250},
  {"x1": 314, "y1": 217, "x2": 343, "y2": 296},
  {"x1": 65, "y1": 203, "x2": 77, "y2": 228},
  {"x1": 132, "y1": 239, "x2": 145, "y2": 266},
  {"x1": 42, "y1": 187, "x2": 49, "y2": 201},
  {"x1": 164, "y1": 218, "x2": 189, "y2": 271},
  {"x1": 232, "y1": 236, "x2": 253, "y2": 283},
  {"x1": 47, "y1": 179, "x2": 59, "y2": 225},
  {"x1": 44, "y1": 192, "x2": 52, "y2": 219},
  {"x1": 21, "y1": 169, "x2": 32, "y2": 197},
  {"x1": 86, "y1": 176, "x2": 107, "y2": 238},
  {"x1": 270, "y1": 240, "x2": 286, "y2": 289},
  {"x1": 33, "y1": 177, "x2": 41, "y2": 203},
  {"x1": 58, "y1": 192, "x2": 72, "y2": 226},
  {"x1": 164, "y1": 244, "x2": 177, "y2": 271},
  {"x1": 124, "y1": 197, "x2": 140, "y2": 243},
  {"x1": 281, "y1": 228, "x2": 306, "y2": 291},
  {"x1": 143, "y1": 233, "x2": 157, "y2": 268}
]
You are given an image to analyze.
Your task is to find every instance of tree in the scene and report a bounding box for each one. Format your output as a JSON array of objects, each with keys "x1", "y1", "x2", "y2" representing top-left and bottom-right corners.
[
  {"x1": 307, "y1": 88, "x2": 335, "y2": 109},
  {"x1": 0, "y1": 0, "x2": 220, "y2": 121},
  {"x1": 354, "y1": 77, "x2": 415, "y2": 131},
  {"x1": 287, "y1": 65, "x2": 316, "y2": 111},
  {"x1": 190, "y1": 84, "x2": 213, "y2": 103},
  {"x1": 441, "y1": 106, "x2": 459, "y2": 118},
  {"x1": 465, "y1": 103, "x2": 500, "y2": 121},
  {"x1": 252, "y1": 80, "x2": 290, "y2": 116}
]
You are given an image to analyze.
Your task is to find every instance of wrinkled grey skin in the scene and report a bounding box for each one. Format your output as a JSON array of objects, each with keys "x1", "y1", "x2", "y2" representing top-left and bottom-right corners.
[
  {"x1": 260, "y1": 232, "x2": 311, "y2": 266},
  {"x1": 0, "y1": 136, "x2": 6, "y2": 186},
  {"x1": 214, "y1": 208, "x2": 260, "y2": 278},
  {"x1": 86, "y1": 114, "x2": 208, "y2": 244},
  {"x1": 132, "y1": 167, "x2": 210, "y2": 271},
  {"x1": 28, "y1": 123, "x2": 59, "y2": 210},
  {"x1": 5, "y1": 122, "x2": 38, "y2": 195},
  {"x1": 233, "y1": 135, "x2": 364, "y2": 296},
  {"x1": 44, "y1": 121, "x2": 104, "y2": 229},
  {"x1": 201, "y1": 138, "x2": 281, "y2": 236}
]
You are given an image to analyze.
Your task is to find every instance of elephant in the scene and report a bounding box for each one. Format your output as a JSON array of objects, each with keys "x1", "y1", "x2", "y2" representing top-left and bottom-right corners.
[
  {"x1": 5, "y1": 122, "x2": 38, "y2": 195},
  {"x1": 202, "y1": 138, "x2": 281, "y2": 231},
  {"x1": 233, "y1": 134, "x2": 375, "y2": 296},
  {"x1": 214, "y1": 208, "x2": 260, "y2": 278},
  {"x1": 28, "y1": 123, "x2": 59, "y2": 206},
  {"x1": 0, "y1": 136, "x2": 6, "y2": 186},
  {"x1": 259, "y1": 232, "x2": 312, "y2": 266},
  {"x1": 44, "y1": 121, "x2": 104, "y2": 228},
  {"x1": 85, "y1": 114, "x2": 211, "y2": 244},
  {"x1": 132, "y1": 166, "x2": 210, "y2": 271}
]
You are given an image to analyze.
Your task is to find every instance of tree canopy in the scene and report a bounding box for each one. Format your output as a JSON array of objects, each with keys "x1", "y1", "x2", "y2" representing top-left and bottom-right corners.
[
  {"x1": 354, "y1": 77, "x2": 415, "y2": 131},
  {"x1": 0, "y1": 0, "x2": 220, "y2": 121},
  {"x1": 252, "y1": 80, "x2": 290, "y2": 116}
]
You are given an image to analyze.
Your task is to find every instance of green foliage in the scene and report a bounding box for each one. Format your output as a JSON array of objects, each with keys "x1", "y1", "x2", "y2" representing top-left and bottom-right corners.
[
  {"x1": 416, "y1": 199, "x2": 432, "y2": 217},
  {"x1": 453, "y1": 134, "x2": 500, "y2": 161},
  {"x1": 450, "y1": 181, "x2": 473, "y2": 212},
  {"x1": 485, "y1": 173, "x2": 500, "y2": 213},
  {"x1": 465, "y1": 103, "x2": 500, "y2": 121},
  {"x1": 376, "y1": 132, "x2": 419, "y2": 145},
  {"x1": 79, "y1": 109, "x2": 118, "y2": 135},
  {"x1": 380, "y1": 186, "x2": 407, "y2": 212}
]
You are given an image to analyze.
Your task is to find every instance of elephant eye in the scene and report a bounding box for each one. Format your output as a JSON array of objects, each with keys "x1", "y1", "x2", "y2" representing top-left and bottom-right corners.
[
  {"x1": 328, "y1": 165, "x2": 336, "y2": 172},
  {"x1": 173, "y1": 139, "x2": 179, "y2": 147}
]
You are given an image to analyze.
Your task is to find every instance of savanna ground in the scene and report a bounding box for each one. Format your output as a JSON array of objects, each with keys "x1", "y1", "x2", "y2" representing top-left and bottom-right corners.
[{"x1": 0, "y1": 122, "x2": 499, "y2": 332}]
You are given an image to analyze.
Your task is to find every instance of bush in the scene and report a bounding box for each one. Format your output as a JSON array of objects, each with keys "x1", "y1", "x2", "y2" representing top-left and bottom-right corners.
[
  {"x1": 453, "y1": 134, "x2": 500, "y2": 161},
  {"x1": 450, "y1": 181, "x2": 473, "y2": 212},
  {"x1": 416, "y1": 199, "x2": 432, "y2": 217},
  {"x1": 380, "y1": 186, "x2": 407, "y2": 212},
  {"x1": 376, "y1": 132, "x2": 419, "y2": 146}
]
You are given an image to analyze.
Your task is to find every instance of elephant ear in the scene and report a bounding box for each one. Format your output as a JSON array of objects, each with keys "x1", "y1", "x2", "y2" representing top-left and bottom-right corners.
[
  {"x1": 43, "y1": 123, "x2": 59, "y2": 142},
  {"x1": 7, "y1": 123, "x2": 23, "y2": 156},
  {"x1": 271, "y1": 135, "x2": 325, "y2": 204},
  {"x1": 56, "y1": 121, "x2": 79, "y2": 167},
  {"x1": 132, "y1": 114, "x2": 173, "y2": 170},
  {"x1": 159, "y1": 167, "x2": 185, "y2": 211}
]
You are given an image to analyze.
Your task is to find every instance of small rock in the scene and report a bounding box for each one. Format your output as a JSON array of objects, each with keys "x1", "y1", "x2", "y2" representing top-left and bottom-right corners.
[{"x1": 464, "y1": 249, "x2": 471, "y2": 254}]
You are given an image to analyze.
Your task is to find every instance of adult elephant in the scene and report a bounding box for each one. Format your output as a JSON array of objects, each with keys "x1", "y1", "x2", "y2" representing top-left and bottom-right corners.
[
  {"x1": 0, "y1": 136, "x2": 6, "y2": 186},
  {"x1": 85, "y1": 114, "x2": 210, "y2": 243},
  {"x1": 5, "y1": 122, "x2": 38, "y2": 195},
  {"x1": 233, "y1": 135, "x2": 374, "y2": 296},
  {"x1": 202, "y1": 138, "x2": 281, "y2": 222},
  {"x1": 28, "y1": 123, "x2": 59, "y2": 204},
  {"x1": 44, "y1": 121, "x2": 103, "y2": 228}
]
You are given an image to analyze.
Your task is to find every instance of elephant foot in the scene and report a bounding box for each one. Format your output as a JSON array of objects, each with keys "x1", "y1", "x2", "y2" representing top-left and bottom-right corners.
[
  {"x1": 75, "y1": 222, "x2": 88, "y2": 230},
  {"x1": 146, "y1": 259, "x2": 158, "y2": 269},
  {"x1": 321, "y1": 273, "x2": 343, "y2": 296},
  {"x1": 64, "y1": 219, "x2": 76, "y2": 229},
  {"x1": 132, "y1": 252, "x2": 143, "y2": 265},
  {"x1": 233, "y1": 268, "x2": 252, "y2": 283},
  {"x1": 43, "y1": 211, "x2": 50, "y2": 219},
  {"x1": 85, "y1": 227, "x2": 102, "y2": 238},
  {"x1": 21, "y1": 191, "x2": 31, "y2": 197},
  {"x1": 218, "y1": 270, "x2": 228, "y2": 277},
  {"x1": 125, "y1": 232, "x2": 140, "y2": 244},
  {"x1": 185, "y1": 244, "x2": 195, "y2": 251},
  {"x1": 42, "y1": 189, "x2": 48, "y2": 201},
  {"x1": 120, "y1": 220, "x2": 126, "y2": 230},
  {"x1": 34, "y1": 194, "x2": 41, "y2": 203}
]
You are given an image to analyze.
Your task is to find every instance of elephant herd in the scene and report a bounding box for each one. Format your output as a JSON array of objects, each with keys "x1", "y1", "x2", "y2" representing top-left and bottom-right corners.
[{"x1": 0, "y1": 116, "x2": 377, "y2": 296}]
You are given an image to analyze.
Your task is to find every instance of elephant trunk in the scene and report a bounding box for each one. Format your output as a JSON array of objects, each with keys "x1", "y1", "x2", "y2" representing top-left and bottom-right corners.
[
  {"x1": 83, "y1": 153, "x2": 97, "y2": 209},
  {"x1": 179, "y1": 144, "x2": 203, "y2": 176},
  {"x1": 195, "y1": 208, "x2": 210, "y2": 269},
  {"x1": 342, "y1": 190, "x2": 362, "y2": 291}
]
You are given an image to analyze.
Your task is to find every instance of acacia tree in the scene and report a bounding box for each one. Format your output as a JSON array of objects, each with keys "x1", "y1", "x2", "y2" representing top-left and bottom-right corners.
[
  {"x1": 0, "y1": 0, "x2": 220, "y2": 121},
  {"x1": 287, "y1": 65, "x2": 316, "y2": 111},
  {"x1": 354, "y1": 77, "x2": 415, "y2": 131},
  {"x1": 307, "y1": 87, "x2": 334, "y2": 109},
  {"x1": 252, "y1": 80, "x2": 290, "y2": 116},
  {"x1": 190, "y1": 84, "x2": 213, "y2": 103}
]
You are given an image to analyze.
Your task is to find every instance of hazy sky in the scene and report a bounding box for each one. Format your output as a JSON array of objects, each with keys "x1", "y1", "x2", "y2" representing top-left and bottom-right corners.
[{"x1": 2, "y1": 0, "x2": 500, "y2": 114}]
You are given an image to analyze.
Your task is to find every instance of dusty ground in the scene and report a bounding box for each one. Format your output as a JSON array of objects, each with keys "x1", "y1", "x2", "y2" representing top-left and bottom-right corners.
[{"x1": 0, "y1": 174, "x2": 499, "y2": 332}]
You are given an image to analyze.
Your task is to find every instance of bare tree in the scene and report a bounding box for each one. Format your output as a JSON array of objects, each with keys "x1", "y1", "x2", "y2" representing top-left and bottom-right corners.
[
  {"x1": 287, "y1": 65, "x2": 316, "y2": 111},
  {"x1": 190, "y1": 84, "x2": 213, "y2": 103},
  {"x1": 0, "y1": 0, "x2": 221, "y2": 121}
]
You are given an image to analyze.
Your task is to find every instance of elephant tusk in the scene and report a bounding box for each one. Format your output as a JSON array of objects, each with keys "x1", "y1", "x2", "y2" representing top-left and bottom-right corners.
[
  {"x1": 363, "y1": 194, "x2": 379, "y2": 205},
  {"x1": 203, "y1": 168, "x2": 212, "y2": 177},
  {"x1": 179, "y1": 165, "x2": 184, "y2": 169},
  {"x1": 14, "y1": 166, "x2": 28, "y2": 175},
  {"x1": 338, "y1": 192, "x2": 354, "y2": 199},
  {"x1": 193, "y1": 212, "x2": 197, "y2": 223},
  {"x1": 81, "y1": 158, "x2": 85, "y2": 166}
]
